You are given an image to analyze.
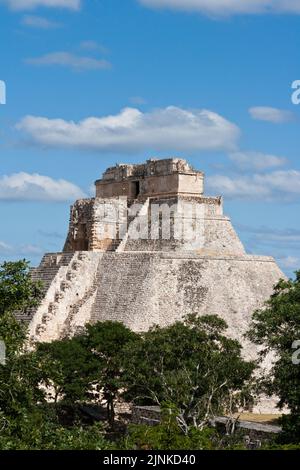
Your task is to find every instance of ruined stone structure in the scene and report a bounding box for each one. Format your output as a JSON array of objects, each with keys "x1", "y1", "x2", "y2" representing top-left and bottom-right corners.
[{"x1": 25, "y1": 158, "x2": 284, "y2": 380}]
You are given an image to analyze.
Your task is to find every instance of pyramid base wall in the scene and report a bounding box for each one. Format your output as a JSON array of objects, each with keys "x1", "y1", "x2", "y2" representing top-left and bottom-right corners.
[
  {"x1": 29, "y1": 251, "x2": 283, "y2": 358},
  {"x1": 28, "y1": 250, "x2": 285, "y2": 414}
]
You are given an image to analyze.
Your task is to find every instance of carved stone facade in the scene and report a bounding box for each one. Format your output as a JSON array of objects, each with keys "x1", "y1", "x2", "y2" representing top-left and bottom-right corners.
[
  {"x1": 95, "y1": 158, "x2": 204, "y2": 199},
  {"x1": 63, "y1": 158, "x2": 244, "y2": 256}
]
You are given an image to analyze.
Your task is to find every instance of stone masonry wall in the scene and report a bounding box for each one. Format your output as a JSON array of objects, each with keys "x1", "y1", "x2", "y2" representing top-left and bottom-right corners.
[
  {"x1": 95, "y1": 158, "x2": 204, "y2": 199},
  {"x1": 30, "y1": 250, "x2": 283, "y2": 365},
  {"x1": 89, "y1": 252, "x2": 282, "y2": 362},
  {"x1": 121, "y1": 197, "x2": 245, "y2": 255}
]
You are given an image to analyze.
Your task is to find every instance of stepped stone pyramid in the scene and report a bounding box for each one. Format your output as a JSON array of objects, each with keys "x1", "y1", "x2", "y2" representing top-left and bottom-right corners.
[{"x1": 26, "y1": 158, "x2": 284, "y2": 364}]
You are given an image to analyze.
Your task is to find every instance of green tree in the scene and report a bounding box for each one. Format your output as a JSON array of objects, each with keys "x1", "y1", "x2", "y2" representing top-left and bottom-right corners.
[
  {"x1": 35, "y1": 336, "x2": 96, "y2": 405},
  {"x1": 0, "y1": 260, "x2": 43, "y2": 358},
  {"x1": 82, "y1": 321, "x2": 139, "y2": 426},
  {"x1": 0, "y1": 409, "x2": 113, "y2": 450},
  {"x1": 0, "y1": 260, "x2": 42, "y2": 317},
  {"x1": 0, "y1": 260, "x2": 115, "y2": 449},
  {"x1": 123, "y1": 314, "x2": 254, "y2": 432},
  {"x1": 35, "y1": 321, "x2": 139, "y2": 426},
  {"x1": 0, "y1": 260, "x2": 44, "y2": 432},
  {"x1": 247, "y1": 272, "x2": 300, "y2": 442}
]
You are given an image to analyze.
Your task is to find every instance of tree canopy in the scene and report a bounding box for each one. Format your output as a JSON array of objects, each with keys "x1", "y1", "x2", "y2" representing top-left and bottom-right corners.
[
  {"x1": 2, "y1": 259, "x2": 300, "y2": 449},
  {"x1": 248, "y1": 272, "x2": 300, "y2": 441},
  {"x1": 123, "y1": 314, "x2": 255, "y2": 431}
]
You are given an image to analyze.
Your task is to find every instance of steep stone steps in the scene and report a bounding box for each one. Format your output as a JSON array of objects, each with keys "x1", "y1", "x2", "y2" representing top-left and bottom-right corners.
[
  {"x1": 60, "y1": 270, "x2": 101, "y2": 338},
  {"x1": 14, "y1": 252, "x2": 75, "y2": 323},
  {"x1": 29, "y1": 252, "x2": 101, "y2": 342}
]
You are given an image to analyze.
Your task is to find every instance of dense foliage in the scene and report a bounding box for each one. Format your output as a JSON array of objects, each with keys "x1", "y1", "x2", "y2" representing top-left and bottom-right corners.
[
  {"x1": 123, "y1": 314, "x2": 255, "y2": 431},
  {"x1": 35, "y1": 321, "x2": 138, "y2": 424},
  {"x1": 0, "y1": 261, "x2": 115, "y2": 449},
  {"x1": 1, "y1": 260, "x2": 300, "y2": 449},
  {"x1": 0, "y1": 260, "x2": 42, "y2": 317},
  {"x1": 248, "y1": 272, "x2": 300, "y2": 442},
  {"x1": 122, "y1": 408, "x2": 218, "y2": 450}
]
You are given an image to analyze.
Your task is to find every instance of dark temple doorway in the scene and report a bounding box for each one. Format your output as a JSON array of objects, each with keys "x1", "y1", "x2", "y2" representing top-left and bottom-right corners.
[{"x1": 132, "y1": 181, "x2": 140, "y2": 198}]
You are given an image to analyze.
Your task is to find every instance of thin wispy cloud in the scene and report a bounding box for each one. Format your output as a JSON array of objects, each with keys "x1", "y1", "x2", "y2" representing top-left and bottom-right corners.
[
  {"x1": 0, "y1": 241, "x2": 12, "y2": 254},
  {"x1": 0, "y1": 240, "x2": 44, "y2": 258},
  {"x1": 238, "y1": 225, "x2": 300, "y2": 245},
  {"x1": 19, "y1": 244, "x2": 44, "y2": 255},
  {"x1": 278, "y1": 255, "x2": 300, "y2": 270},
  {"x1": 24, "y1": 51, "x2": 112, "y2": 70},
  {"x1": 38, "y1": 229, "x2": 64, "y2": 239},
  {"x1": 79, "y1": 40, "x2": 109, "y2": 55},
  {"x1": 229, "y1": 151, "x2": 287, "y2": 171},
  {"x1": 207, "y1": 170, "x2": 300, "y2": 201},
  {"x1": 227, "y1": 219, "x2": 300, "y2": 278},
  {"x1": 16, "y1": 106, "x2": 240, "y2": 153},
  {"x1": 21, "y1": 14, "x2": 62, "y2": 28},
  {"x1": 2, "y1": 0, "x2": 80, "y2": 10},
  {"x1": 237, "y1": 225, "x2": 300, "y2": 274},
  {"x1": 249, "y1": 106, "x2": 294, "y2": 123},
  {"x1": 138, "y1": 0, "x2": 300, "y2": 16},
  {"x1": 0, "y1": 172, "x2": 86, "y2": 202}
]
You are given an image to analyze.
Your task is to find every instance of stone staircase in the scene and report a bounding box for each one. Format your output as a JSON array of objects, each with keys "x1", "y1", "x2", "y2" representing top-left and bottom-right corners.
[
  {"x1": 29, "y1": 251, "x2": 101, "y2": 343},
  {"x1": 116, "y1": 198, "x2": 150, "y2": 252},
  {"x1": 32, "y1": 253, "x2": 74, "y2": 286},
  {"x1": 105, "y1": 239, "x2": 124, "y2": 252},
  {"x1": 14, "y1": 252, "x2": 75, "y2": 323},
  {"x1": 60, "y1": 263, "x2": 101, "y2": 338},
  {"x1": 98, "y1": 198, "x2": 148, "y2": 253}
]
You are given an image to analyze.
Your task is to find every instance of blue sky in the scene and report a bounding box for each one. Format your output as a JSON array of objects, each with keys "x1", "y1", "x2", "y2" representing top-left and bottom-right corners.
[{"x1": 0, "y1": 0, "x2": 300, "y2": 277}]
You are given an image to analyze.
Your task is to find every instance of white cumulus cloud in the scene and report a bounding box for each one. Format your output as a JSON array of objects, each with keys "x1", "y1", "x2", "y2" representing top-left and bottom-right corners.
[
  {"x1": 229, "y1": 151, "x2": 287, "y2": 171},
  {"x1": 249, "y1": 106, "x2": 294, "y2": 123},
  {"x1": 16, "y1": 106, "x2": 240, "y2": 153},
  {"x1": 207, "y1": 170, "x2": 300, "y2": 201},
  {"x1": 138, "y1": 0, "x2": 300, "y2": 16},
  {"x1": 0, "y1": 173, "x2": 86, "y2": 202},
  {"x1": 24, "y1": 52, "x2": 111, "y2": 70}
]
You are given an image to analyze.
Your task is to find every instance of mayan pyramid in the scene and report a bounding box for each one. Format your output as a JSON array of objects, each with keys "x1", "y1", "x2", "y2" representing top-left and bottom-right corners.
[{"x1": 24, "y1": 158, "x2": 284, "y2": 367}]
